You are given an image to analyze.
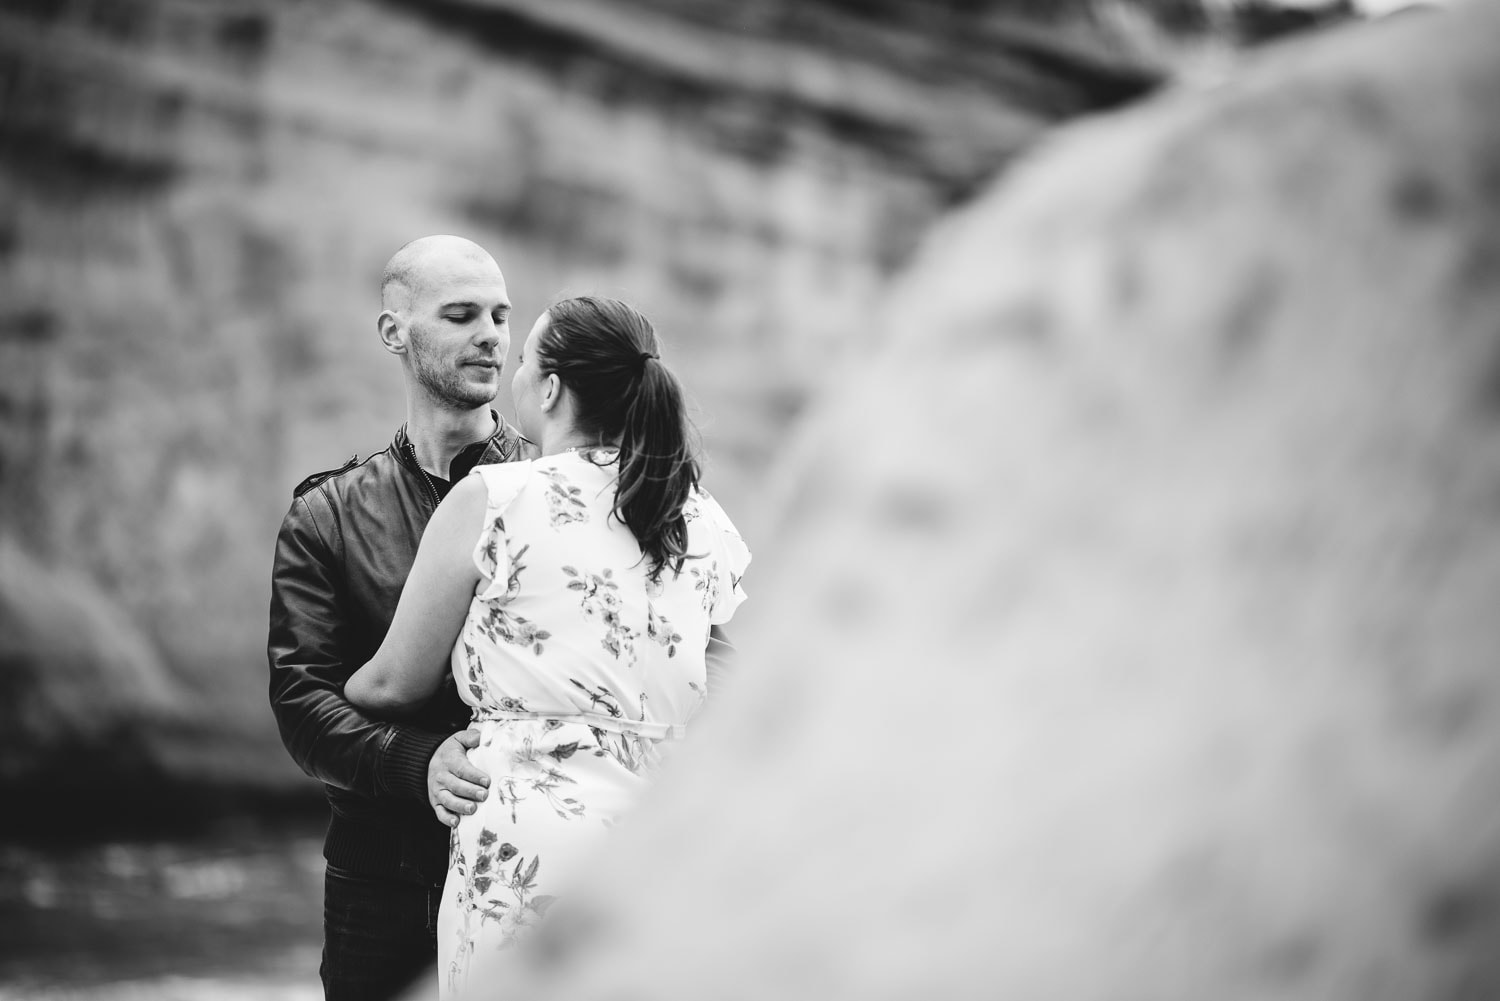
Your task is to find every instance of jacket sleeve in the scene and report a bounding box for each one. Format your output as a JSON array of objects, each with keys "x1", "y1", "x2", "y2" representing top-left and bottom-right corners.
[
  {"x1": 705, "y1": 624, "x2": 736, "y2": 697},
  {"x1": 267, "y1": 489, "x2": 448, "y2": 802}
]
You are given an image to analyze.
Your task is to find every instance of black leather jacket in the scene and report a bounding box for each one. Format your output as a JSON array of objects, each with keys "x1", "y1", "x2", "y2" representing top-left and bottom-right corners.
[{"x1": 267, "y1": 418, "x2": 528, "y2": 885}]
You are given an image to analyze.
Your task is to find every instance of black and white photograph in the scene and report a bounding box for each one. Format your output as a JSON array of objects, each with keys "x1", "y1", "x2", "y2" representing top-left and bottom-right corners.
[{"x1": 1, "y1": 1, "x2": 1494, "y2": 999}]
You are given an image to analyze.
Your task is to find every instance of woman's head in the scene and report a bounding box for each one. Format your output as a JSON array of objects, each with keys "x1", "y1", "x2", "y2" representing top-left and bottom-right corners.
[
  {"x1": 513, "y1": 296, "x2": 700, "y2": 578},
  {"x1": 513, "y1": 297, "x2": 657, "y2": 443}
]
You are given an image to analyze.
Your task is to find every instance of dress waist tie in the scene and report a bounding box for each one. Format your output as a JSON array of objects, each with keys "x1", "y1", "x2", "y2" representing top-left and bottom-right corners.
[{"x1": 469, "y1": 707, "x2": 687, "y2": 742}]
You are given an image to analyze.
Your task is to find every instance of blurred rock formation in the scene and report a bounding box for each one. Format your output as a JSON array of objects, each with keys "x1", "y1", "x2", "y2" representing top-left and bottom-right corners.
[
  {"x1": 443, "y1": 4, "x2": 1498, "y2": 999},
  {"x1": 0, "y1": 0, "x2": 1243, "y2": 821}
]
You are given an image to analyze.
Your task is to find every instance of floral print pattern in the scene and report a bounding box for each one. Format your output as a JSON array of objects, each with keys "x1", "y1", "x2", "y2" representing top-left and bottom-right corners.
[
  {"x1": 490, "y1": 731, "x2": 587, "y2": 823},
  {"x1": 569, "y1": 678, "x2": 624, "y2": 718},
  {"x1": 468, "y1": 542, "x2": 551, "y2": 656},
  {"x1": 541, "y1": 467, "x2": 589, "y2": 527},
  {"x1": 437, "y1": 456, "x2": 750, "y2": 998},
  {"x1": 447, "y1": 827, "x2": 551, "y2": 996},
  {"x1": 646, "y1": 603, "x2": 683, "y2": 657},
  {"x1": 689, "y1": 559, "x2": 721, "y2": 614},
  {"x1": 563, "y1": 565, "x2": 640, "y2": 663}
]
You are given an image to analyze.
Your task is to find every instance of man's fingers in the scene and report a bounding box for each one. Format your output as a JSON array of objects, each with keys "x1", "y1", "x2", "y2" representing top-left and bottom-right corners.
[
  {"x1": 435, "y1": 789, "x2": 480, "y2": 818},
  {"x1": 436, "y1": 742, "x2": 490, "y2": 789},
  {"x1": 427, "y1": 730, "x2": 490, "y2": 827},
  {"x1": 444, "y1": 757, "x2": 490, "y2": 790},
  {"x1": 436, "y1": 734, "x2": 490, "y2": 788},
  {"x1": 437, "y1": 773, "x2": 489, "y2": 804}
]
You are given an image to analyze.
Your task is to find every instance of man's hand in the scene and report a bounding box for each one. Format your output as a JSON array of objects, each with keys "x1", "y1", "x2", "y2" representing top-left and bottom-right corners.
[{"x1": 428, "y1": 729, "x2": 491, "y2": 828}]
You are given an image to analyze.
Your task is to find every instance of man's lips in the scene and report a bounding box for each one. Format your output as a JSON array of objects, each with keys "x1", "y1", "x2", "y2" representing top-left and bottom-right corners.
[{"x1": 461, "y1": 359, "x2": 499, "y2": 370}]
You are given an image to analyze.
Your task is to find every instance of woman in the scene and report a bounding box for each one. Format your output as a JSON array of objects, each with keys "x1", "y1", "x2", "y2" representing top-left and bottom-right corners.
[{"x1": 345, "y1": 296, "x2": 749, "y2": 997}]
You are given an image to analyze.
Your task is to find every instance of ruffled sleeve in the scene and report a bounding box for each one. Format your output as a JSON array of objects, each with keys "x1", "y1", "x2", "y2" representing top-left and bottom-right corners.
[
  {"x1": 469, "y1": 461, "x2": 533, "y2": 603},
  {"x1": 695, "y1": 489, "x2": 751, "y2": 625}
]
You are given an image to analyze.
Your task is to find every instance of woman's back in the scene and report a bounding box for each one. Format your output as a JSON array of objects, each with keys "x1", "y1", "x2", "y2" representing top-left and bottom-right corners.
[
  {"x1": 440, "y1": 451, "x2": 748, "y2": 993},
  {"x1": 459, "y1": 450, "x2": 747, "y2": 735}
]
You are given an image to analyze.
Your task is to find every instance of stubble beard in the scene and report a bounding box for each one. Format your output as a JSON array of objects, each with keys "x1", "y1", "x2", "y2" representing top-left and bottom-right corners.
[{"x1": 410, "y1": 334, "x2": 497, "y2": 410}]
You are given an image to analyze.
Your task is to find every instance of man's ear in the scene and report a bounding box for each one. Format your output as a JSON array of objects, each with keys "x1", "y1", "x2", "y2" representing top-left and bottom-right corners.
[{"x1": 377, "y1": 310, "x2": 407, "y2": 355}]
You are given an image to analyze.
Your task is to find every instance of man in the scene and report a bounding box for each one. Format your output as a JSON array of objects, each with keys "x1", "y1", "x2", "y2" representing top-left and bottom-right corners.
[{"x1": 268, "y1": 235, "x2": 528, "y2": 1000}]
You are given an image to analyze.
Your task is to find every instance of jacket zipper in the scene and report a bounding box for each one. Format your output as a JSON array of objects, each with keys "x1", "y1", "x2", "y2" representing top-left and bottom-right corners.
[{"x1": 403, "y1": 440, "x2": 441, "y2": 508}]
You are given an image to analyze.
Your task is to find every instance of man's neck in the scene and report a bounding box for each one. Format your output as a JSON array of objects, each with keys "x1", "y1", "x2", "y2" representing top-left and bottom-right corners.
[{"x1": 404, "y1": 400, "x2": 497, "y2": 480}]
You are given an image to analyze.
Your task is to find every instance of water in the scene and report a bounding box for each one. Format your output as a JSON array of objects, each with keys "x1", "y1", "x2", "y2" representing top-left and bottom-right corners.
[{"x1": 0, "y1": 819, "x2": 327, "y2": 1001}]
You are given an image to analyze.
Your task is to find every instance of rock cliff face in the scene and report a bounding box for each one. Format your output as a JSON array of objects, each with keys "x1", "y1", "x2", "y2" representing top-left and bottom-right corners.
[
  {"x1": 0, "y1": 0, "x2": 1215, "y2": 814},
  {"x1": 448, "y1": 5, "x2": 1500, "y2": 1000}
]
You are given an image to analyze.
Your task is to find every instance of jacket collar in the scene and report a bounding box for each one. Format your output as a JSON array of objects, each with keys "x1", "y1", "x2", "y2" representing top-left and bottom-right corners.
[{"x1": 392, "y1": 411, "x2": 529, "y2": 481}]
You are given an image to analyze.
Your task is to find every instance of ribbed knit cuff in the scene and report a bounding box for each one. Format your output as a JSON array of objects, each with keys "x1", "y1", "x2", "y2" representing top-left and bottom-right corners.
[{"x1": 378, "y1": 727, "x2": 449, "y2": 804}]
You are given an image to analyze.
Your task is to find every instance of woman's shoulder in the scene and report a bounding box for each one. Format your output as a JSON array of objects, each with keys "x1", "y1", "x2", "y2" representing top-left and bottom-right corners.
[
  {"x1": 685, "y1": 485, "x2": 741, "y2": 535},
  {"x1": 468, "y1": 454, "x2": 618, "y2": 507},
  {"x1": 467, "y1": 458, "x2": 543, "y2": 508}
]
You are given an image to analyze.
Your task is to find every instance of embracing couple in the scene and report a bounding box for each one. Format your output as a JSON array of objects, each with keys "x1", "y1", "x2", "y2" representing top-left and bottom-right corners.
[{"x1": 267, "y1": 235, "x2": 750, "y2": 1001}]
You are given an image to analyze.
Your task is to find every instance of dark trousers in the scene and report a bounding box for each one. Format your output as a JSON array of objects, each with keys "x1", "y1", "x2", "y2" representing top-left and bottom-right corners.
[{"x1": 321, "y1": 863, "x2": 443, "y2": 1001}]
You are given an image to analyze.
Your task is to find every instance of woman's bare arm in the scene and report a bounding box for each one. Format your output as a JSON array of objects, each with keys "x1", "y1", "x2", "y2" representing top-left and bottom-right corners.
[{"x1": 345, "y1": 475, "x2": 488, "y2": 716}]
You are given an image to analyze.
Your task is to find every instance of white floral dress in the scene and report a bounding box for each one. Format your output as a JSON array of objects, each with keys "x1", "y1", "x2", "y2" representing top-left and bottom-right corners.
[{"x1": 437, "y1": 450, "x2": 749, "y2": 998}]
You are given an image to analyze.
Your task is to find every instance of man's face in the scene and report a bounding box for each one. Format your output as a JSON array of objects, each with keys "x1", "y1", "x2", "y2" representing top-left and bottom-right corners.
[{"x1": 403, "y1": 258, "x2": 511, "y2": 409}]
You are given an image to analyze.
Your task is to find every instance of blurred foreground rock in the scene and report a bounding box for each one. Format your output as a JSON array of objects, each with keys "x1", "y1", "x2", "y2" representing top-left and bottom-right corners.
[{"x1": 440, "y1": 5, "x2": 1500, "y2": 999}]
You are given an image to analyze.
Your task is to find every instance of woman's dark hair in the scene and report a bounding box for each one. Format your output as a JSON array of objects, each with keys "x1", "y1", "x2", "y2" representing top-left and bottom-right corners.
[{"x1": 535, "y1": 296, "x2": 700, "y2": 579}]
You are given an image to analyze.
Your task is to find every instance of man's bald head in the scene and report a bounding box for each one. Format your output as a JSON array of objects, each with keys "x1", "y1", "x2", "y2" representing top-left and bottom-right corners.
[
  {"x1": 380, "y1": 235, "x2": 501, "y2": 313},
  {"x1": 375, "y1": 234, "x2": 511, "y2": 409}
]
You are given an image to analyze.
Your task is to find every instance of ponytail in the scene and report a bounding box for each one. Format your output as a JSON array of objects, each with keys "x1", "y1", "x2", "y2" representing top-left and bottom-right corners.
[
  {"x1": 615, "y1": 357, "x2": 698, "y2": 580},
  {"x1": 535, "y1": 297, "x2": 700, "y2": 581}
]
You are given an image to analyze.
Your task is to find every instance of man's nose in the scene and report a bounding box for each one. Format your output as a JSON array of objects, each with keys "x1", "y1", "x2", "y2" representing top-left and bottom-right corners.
[{"x1": 472, "y1": 316, "x2": 501, "y2": 349}]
